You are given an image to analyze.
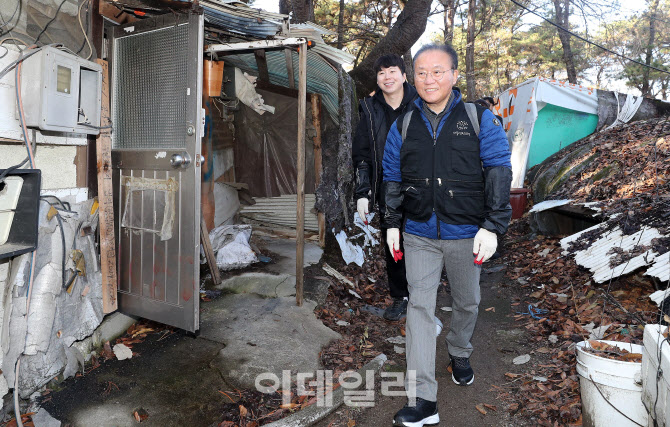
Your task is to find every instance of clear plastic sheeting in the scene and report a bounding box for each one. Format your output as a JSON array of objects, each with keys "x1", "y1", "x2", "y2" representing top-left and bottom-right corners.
[
  {"x1": 235, "y1": 89, "x2": 315, "y2": 198},
  {"x1": 120, "y1": 176, "x2": 177, "y2": 241}
]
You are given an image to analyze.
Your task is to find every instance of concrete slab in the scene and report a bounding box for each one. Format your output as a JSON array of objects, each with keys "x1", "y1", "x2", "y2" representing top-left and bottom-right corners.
[
  {"x1": 260, "y1": 236, "x2": 323, "y2": 274},
  {"x1": 214, "y1": 272, "x2": 296, "y2": 298},
  {"x1": 201, "y1": 294, "x2": 340, "y2": 390}
]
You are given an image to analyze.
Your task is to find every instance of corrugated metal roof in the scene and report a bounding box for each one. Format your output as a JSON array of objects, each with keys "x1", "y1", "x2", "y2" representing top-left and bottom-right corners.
[
  {"x1": 202, "y1": 0, "x2": 288, "y2": 38},
  {"x1": 221, "y1": 49, "x2": 341, "y2": 124},
  {"x1": 530, "y1": 199, "x2": 602, "y2": 216},
  {"x1": 560, "y1": 224, "x2": 669, "y2": 283},
  {"x1": 200, "y1": 4, "x2": 354, "y2": 124},
  {"x1": 530, "y1": 200, "x2": 572, "y2": 213}
]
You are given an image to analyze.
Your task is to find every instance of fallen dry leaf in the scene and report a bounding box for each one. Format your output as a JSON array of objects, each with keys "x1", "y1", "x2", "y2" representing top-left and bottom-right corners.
[
  {"x1": 476, "y1": 404, "x2": 487, "y2": 415},
  {"x1": 239, "y1": 405, "x2": 248, "y2": 418},
  {"x1": 280, "y1": 403, "x2": 300, "y2": 410},
  {"x1": 485, "y1": 307, "x2": 496, "y2": 312},
  {"x1": 132, "y1": 408, "x2": 149, "y2": 422},
  {"x1": 347, "y1": 420, "x2": 356, "y2": 427}
]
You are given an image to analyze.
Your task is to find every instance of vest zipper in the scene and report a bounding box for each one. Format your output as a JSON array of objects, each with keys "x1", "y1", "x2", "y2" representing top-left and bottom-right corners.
[{"x1": 432, "y1": 128, "x2": 440, "y2": 239}]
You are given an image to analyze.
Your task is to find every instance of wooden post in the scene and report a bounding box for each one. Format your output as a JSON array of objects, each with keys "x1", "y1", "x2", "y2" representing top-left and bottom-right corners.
[
  {"x1": 94, "y1": 59, "x2": 118, "y2": 314},
  {"x1": 254, "y1": 49, "x2": 270, "y2": 82},
  {"x1": 296, "y1": 43, "x2": 307, "y2": 307},
  {"x1": 200, "y1": 217, "x2": 222, "y2": 286},
  {"x1": 285, "y1": 49, "x2": 295, "y2": 89},
  {"x1": 310, "y1": 93, "x2": 325, "y2": 248}
]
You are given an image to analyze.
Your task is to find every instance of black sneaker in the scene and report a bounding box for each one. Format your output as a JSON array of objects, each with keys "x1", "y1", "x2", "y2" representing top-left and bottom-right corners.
[
  {"x1": 393, "y1": 397, "x2": 439, "y2": 426},
  {"x1": 383, "y1": 298, "x2": 408, "y2": 321},
  {"x1": 450, "y1": 354, "x2": 474, "y2": 386}
]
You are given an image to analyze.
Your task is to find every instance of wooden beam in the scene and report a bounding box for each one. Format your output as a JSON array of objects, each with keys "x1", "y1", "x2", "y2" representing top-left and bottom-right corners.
[
  {"x1": 310, "y1": 93, "x2": 325, "y2": 248},
  {"x1": 254, "y1": 49, "x2": 270, "y2": 82},
  {"x1": 87, "y1": 0, "x2": 105, "y2": 198},
  {"x1": 295, "y1": 42, "x2": 307, "y2": 307},
  {"x1": 285, "y1": 48, "x2": 295, "y2": 89},
  {"x1": 255, "y1": 80, "x2": 312, "y2": 100},
  {"x1": 200, "y1": 218, "x2": 222, "y2": 286},
  {"x1": 94, "y1": 59, "x2": 118, "y2": 314}
]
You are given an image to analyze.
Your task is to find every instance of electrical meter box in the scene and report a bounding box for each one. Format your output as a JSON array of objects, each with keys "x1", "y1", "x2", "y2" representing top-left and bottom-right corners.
[{"x1": 19, "y1": 47, "x2": 102, "y2": 135}]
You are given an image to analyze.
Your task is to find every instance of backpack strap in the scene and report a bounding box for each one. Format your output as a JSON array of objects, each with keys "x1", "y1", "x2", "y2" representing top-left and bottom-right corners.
[
  {"x1": 401, "y1": 110, "x2": 413, "y2": 142},
  {"x1": 464, "y1": 102, "x2": 480, "y2": 137}
]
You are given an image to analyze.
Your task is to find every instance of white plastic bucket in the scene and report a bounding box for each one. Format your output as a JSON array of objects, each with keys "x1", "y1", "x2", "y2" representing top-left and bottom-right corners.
[{"x1": 575, "y1": 340, "x2": 648, "y2": 427}]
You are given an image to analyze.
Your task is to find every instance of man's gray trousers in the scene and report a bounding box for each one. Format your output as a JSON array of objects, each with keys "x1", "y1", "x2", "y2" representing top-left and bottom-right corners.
[{"x1": 402, "y1": 232, "x2": 481, "y2": 401}]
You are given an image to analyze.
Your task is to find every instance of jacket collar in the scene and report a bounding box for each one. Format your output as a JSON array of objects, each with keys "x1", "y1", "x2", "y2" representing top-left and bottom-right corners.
[{"x1": 413, "y1": 87, "x2": 462, "y2": 114}]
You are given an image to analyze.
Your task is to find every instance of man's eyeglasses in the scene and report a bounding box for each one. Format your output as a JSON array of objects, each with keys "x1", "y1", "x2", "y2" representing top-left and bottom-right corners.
[{"x1": 415, "y1": 69, "x2": 453, "y2": 81}]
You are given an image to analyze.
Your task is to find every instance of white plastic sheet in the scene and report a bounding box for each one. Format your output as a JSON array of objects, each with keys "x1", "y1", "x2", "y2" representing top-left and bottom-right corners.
[
  {"x1": 209, "y1": 224, "x2": 259, "y2": 271},
  {"x1": 334, "y1": 229, "x2": 364, "y2": 267}
]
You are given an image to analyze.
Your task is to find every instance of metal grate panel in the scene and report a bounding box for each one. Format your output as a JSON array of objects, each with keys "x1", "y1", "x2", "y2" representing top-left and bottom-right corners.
[{"x1": 112, "y1": 24, "x2": 190, "y2": 149}]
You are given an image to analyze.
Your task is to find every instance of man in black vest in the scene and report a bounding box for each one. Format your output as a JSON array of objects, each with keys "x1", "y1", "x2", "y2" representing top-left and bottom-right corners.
[
  {"x1": 352, "y1": 54, "x2": 418, "y2": 321},
  {"x1": 382, "y1": 44, "x2": 512, "y2": 426}
]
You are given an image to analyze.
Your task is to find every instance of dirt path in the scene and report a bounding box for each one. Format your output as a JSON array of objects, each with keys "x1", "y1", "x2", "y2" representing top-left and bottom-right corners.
[{"x1": 317, "y1": 266, "x2": 533, "y2": 427}]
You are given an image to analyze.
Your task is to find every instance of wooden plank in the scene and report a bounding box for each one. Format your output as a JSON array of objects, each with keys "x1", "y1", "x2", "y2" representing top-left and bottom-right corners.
[
  {"x1": 284, "y1": 48, "x2": 295, "y2": 89},
  {"x1": 94, "y1": 59, "x2": 118, "y2": 314},
  {"x1": 74, "y1": 145, "x2": 88, "y2": 188},
  {"x1": 310, "y1": 93, "x2": 325, "y2": 248},
  {"x1": 200, "y1": 217, "x2": 222, "y2": 286},
  {"x1": 254, "y1": 49, "x2": 270, "y2": 82},
  {"x1": 295, "y1": 42, "x2": 307, "y2": 307}
]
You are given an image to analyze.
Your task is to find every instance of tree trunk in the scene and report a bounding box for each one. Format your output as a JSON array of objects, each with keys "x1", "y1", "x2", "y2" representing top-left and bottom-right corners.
[
  {"x1": 465, "y1": 0, "x2": 476, "y2": 100},
  {"x1": 337, "y1": 0, "x2": 345, "y2": 49},
  {"x1": 349, "y1": 0, "x2": 432, "y2": 95},
  {"x1": 279, "y1": 0, "x2": 314, "y2": 24},
  {"x1": 404, "y1": 49, "x2": 414, "y2": 85},
  {"x1": 642, "y1": 0, "x2": 660, "y2": 96},
  {"x1": 552, "y1": 0, "x2": 577, "y2": 84},
  {"x1": 441, "y1": 0, "x2": 457, "y2": 43}
]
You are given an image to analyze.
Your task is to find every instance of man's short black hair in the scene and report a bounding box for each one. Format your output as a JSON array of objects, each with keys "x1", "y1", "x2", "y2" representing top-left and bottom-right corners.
[
  {"x1": 475, "y1": 98, "x2": 491, "y2": 108},
  {"x1": 373, "y1": 54, "x2": 406, "y2": 75},
  {"x1": 482, "y1": 96, "x2": 496, "y2": 106},
  {"x1": 413, "y1": 43, "x2": 458, "y2": 70}
]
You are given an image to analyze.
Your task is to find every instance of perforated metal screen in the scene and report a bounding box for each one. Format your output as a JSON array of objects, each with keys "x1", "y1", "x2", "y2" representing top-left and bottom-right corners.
[{"x1": 112, "y1": 24, "x2": 190, "y2": 149}]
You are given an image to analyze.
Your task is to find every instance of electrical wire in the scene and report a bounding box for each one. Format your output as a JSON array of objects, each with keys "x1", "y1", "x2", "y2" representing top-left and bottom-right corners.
[
  {"x1": 509, "y1": 0, "x2": 670, "y2": 77},
  {"x1": 11, "y1": 45, "x2": 39, "y2": 427},
  {"x1": 32, "y1": 0, "x2": 68, "y2": 45},
  {"x1": 0, "y1": 0, "x2": 19, "y2": 29},
  {"x1": 0, "y1": 43, "x2": 58, "y2": 81},
  {"x1": 0, "y1": 0, "x2": 21, "y2": 37},
  {"x1": 77, "y1": 0, "x2": 93, "y2": 60}
]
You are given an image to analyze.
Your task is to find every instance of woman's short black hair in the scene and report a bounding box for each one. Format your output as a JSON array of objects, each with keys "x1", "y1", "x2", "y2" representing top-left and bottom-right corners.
[{"x1": 373, "y1": 54, "x2": 406, "y2": 75}]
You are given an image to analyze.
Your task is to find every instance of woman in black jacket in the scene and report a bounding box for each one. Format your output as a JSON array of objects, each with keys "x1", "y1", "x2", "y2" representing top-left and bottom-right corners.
[{"x1": 352, "y1": 53, "x2": 418, "y2": 321}]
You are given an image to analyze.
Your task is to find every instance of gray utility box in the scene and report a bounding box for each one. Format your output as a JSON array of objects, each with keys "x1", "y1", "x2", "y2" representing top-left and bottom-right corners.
[{"x1": 19, "y1": 47, "x2": 102, "y2": 135}]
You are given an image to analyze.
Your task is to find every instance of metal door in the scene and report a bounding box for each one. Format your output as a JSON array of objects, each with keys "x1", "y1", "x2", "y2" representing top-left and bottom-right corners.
[{"x1": 110, "y1": 12, "x2": 203, "y2": 332}]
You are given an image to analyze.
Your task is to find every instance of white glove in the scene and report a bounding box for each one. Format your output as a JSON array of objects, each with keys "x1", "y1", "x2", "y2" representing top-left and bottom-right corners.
[
  {"x1": 387, "y1": 228, "x2": 400, "y2": 256},
  {"x1": 473, "y1": 228, "x2": 497, "y2": 264},
  {"x1": 357, "y1": 198, "x2": 369, "y2": 224}
]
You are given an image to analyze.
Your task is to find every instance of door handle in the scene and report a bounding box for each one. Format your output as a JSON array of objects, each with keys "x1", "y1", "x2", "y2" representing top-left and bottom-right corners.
[{"x1": 170, "y1": 153, "x2": 191, "y2": 169}]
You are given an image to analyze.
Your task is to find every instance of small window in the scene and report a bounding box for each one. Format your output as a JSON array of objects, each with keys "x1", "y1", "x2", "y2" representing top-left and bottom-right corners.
[{"x1": 56, "y1": 65, "x2": 71, "y2": 94}]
